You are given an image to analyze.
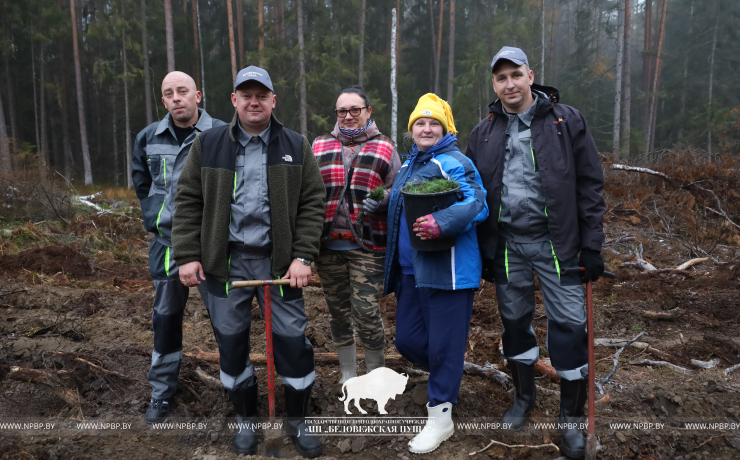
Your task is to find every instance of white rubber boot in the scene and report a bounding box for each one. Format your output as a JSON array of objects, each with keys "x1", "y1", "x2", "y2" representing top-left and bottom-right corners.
[
  {"x1": 336, "y1": 343, "x2": 357, "y2": 384},
  {"x1": 408, "y1": 402, "x2": 454, "y2": 454},
  {"x1": 363, "y1": 348, "x2": 385, "y2": 373}
]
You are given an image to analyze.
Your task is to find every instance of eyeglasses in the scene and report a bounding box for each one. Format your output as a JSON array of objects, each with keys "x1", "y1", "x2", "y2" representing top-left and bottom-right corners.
[{"x1": 335, "y1": 106, "x2": 367, "y2": 118}]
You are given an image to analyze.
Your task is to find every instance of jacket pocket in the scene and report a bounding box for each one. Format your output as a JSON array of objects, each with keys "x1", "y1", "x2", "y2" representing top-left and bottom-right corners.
[
  {"x1": 549, "y1": 124, "x2": 570, "y2": 172},
  {"x1": 141, "y1": 193, "x2": 166, "y2": 234}
]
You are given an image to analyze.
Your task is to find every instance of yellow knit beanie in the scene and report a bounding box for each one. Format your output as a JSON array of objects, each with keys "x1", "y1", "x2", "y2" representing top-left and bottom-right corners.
[{"x1": 408, "y1": 93, "x2": 458, "y2": 135}]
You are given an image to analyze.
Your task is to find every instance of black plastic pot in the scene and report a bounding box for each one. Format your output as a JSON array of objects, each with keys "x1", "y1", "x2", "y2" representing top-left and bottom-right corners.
[{"x1": 401, "y1": 185, "x2": 462, "y2": 251}]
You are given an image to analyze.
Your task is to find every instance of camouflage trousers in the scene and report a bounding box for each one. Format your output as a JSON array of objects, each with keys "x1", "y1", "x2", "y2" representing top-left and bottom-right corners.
[{"x1": 315, "y1": 248, "x2": 386, "y2": 351}]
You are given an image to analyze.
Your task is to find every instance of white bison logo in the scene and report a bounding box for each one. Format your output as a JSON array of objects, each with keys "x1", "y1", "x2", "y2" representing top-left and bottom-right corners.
[{"x1": 338, "y1": 367, "x2": 409, "y2": 415}]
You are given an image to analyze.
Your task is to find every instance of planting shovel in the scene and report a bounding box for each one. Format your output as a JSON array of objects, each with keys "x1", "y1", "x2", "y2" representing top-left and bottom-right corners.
[
  {"x1": 231, "y1": 279, "x2": 288, "y2": 458},
  {"x1": 562, "y1": 267, "x2": 616, "y2": 460}
]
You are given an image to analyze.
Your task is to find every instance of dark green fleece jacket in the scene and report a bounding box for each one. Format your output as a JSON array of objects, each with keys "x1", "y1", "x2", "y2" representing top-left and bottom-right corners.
[{"x1": 172, "y1": 112, "x2": 325, "y2": 293}]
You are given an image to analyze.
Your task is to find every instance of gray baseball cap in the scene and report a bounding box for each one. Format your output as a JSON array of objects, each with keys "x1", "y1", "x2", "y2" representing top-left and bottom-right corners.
[
  {"x1": 234, "y1": 65, "x2": 274, "y2": 92},
  {"x1": 490, "y1": 46, "x2": 529, "y2": 73}
]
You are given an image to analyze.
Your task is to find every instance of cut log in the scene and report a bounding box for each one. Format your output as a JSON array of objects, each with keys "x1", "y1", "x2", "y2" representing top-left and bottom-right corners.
[
  {"x1": 535, "y1": 360, "x2": 560, "y2": 382},
  {"x1": 642, "y1": 308, "x2": 682, "y2": 320}
]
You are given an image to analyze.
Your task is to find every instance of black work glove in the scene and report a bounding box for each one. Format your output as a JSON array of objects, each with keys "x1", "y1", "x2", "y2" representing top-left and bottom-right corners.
[
  {"x1": 481, "y1": 258, "x2": 496, "y2": 283},
  {"x1": 578, "y1": 249, "x2": 604, "y2": 283}
]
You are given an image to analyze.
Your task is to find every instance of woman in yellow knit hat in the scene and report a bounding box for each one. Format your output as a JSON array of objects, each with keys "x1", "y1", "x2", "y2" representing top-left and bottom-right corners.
[{"x1": 382, "y1": 94, "x2": 489, "y2": 454}]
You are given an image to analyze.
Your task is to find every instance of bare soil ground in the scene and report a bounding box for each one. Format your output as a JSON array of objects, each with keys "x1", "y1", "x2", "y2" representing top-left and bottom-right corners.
[{"x1": 2, "y1": 163, "x2": 740, "y2": 459}]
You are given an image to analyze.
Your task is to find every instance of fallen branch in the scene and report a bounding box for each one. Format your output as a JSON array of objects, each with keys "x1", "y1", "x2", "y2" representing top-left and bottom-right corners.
[
  {"x1": 463, "y1": 361, "x2": 513, "y2": 390},
  {"x1": 611, "y1": 164, "x2": 671, "y2": 181},
  {"x1": 690, "y1": 358, "x2": 720, "y2": 370},
  {"x1": 724, "y1": 363, "x2": 740, "y2": 375},
  {"x1": 596, "y1": 332, "x2": 644, "y2": 394},
  {"x1": 73, "y1": 358, "x2": 147, "y2": 385},
  {"x1": 648, "y1": 269, "x2": 699, "y2": 277},
  {"x1": 7, "y1": 366, "x2": 81, "y2": 407},
  {"x1": 77, "y1": 192, "x2": 103, "y2": 211},
  {"x1": 675, "y1": 258, "x2": 709, "y2": 271},
  {"x1": 469, "y1": 439, "x2": 559, "y2": 456},
  {"x1": 630, "y1": 358, "x2": 692, "y2": 374},
  {"x1": 642, "y1": 308, "x2": 683, "y2": 320},
  {"x1": 194, "y1": 367, "x2": 222, "y2": 389},
  {"x1": 595, "y1": 393, "x2": 612, "y2": 405},
  {"x1": 685, "y1": 182, "x2": 740, "y2": 231}
]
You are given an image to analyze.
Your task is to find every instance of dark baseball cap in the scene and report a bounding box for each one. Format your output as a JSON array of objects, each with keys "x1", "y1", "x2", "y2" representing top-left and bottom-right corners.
[
  {"x1": 234, "y1": 65, "x2": 274, "y2": 92},
  {"x1": 491, "y1": 46, "x2": 529, "y2": 73}
]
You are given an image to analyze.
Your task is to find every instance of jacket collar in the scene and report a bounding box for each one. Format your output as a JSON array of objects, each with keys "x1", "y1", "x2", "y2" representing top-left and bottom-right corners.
[
  {"x1": 488, "y1": 83, "x2": 560, "y2": 119},
  {"x1": 156, "y1": 108, "x2": 212, "y2": 136},
  {"x1": 229, "y1": 111, "x2": 284, "y2": 143}
]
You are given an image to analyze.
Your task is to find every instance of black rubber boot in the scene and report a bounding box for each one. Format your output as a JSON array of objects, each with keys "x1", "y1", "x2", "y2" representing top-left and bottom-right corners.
[
  {"x1": 229, "y1": 377, "x2": 260, "y2": 456},
  {"x1": 557, "y1": 378, "x2": 588, "y2": 459},
  {"x1": 145, "y1": 398, "x2": 170, "y2": 424},
  {"x1": 284, "y1": 383, "x2": 323, "y2": 458},
  {"x1": 502, "y1": 361, "x2": 536, "y2": 431}
]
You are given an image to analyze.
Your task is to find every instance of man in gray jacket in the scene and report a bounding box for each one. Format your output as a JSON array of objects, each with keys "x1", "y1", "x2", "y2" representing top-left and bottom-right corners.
[
  {"x1": 131, "y1": 71, "x2": 226, "y2": 424},
  {"x1": 466, "y1": 47, "x2": 605, "y2": 459}
]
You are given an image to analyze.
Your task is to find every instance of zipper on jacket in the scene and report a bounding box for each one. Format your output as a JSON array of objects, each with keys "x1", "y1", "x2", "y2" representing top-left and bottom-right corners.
[
  {"x1": 549, "y1": 240, "x2": 560, "y2": 279},
  {"x1": 155, "y1": 158, "x2": 167, "y2": 236}
]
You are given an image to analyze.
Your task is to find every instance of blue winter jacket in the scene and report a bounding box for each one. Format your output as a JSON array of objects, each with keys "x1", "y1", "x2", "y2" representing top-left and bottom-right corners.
[{"x1": 383, "y1": 135, "x2": 489, "y2": 295}]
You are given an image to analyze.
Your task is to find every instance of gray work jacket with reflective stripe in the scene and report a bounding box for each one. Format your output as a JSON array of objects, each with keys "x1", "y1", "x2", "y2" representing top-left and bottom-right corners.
[
  {"x1": 132, "y1": 109, "x2": 227, "y2": 247},
  {"x1": 499, "y1": 93, "x2": 550, "y2": 243}
]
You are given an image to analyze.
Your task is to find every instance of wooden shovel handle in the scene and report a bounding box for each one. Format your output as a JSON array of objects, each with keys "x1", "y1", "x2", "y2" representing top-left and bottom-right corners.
[
  {"x1": 230, "y1": 279, "x2": 292, "y2": 288},
  {"x1": 230, "y1": 279, "x2": 322, "y2": 288}
]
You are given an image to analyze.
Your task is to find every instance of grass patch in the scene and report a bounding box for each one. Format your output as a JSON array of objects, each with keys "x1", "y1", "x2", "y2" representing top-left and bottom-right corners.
[
  {"x1": 403, "y1": 179, "x2": 460, "y2": 194},
  {"x1": 369, "y1": 185, "x2": 387, "y2": 201}
]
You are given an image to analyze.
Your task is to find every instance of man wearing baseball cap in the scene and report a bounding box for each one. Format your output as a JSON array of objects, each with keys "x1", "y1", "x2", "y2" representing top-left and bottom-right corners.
[
  {"x1": 466, "y1": 47, "x2": 605, "y2": 459},
  {"x1": 172, "y1": 65, "x2": 325, "y2": 457}
]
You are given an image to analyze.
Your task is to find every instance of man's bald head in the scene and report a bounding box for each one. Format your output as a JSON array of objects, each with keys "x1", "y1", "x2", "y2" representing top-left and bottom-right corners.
[{"x1": 161, "y1": 71, "x2": 202, "y2": 128}]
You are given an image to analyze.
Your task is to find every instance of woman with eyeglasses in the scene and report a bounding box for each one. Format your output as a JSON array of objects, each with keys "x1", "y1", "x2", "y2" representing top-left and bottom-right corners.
[{"x1": 312, "y1": 86, "x2": 402, "y2": 383}]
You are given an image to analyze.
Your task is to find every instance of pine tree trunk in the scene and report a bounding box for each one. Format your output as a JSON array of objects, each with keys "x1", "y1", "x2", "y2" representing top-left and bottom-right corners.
[
  {"x1": 32, "y1": 43, "x2": 40, "y2": 163},
  {"x1": 226, "y1": 0, "x2": 237, "y2": 85},
  {"x1": 706, "y1": 0, "x2": 718, "y2": 158},
  {"x1": 141, "y1": 0, "x2": 153, "y2": 125},
  {"x1": 391, "y1": 7, "x2": 398, "y2": 144},
  {"x1": 297, "y1": 0, "x2": 307, "y2": 137},
  {"x1": 446, "y1": 0, "x2": 455, "y2": 104},
  {"x1": 434, "y1": 0, "x2": 444, "y2": 95},
  {"x1": 622, "y1": 0, "x2": 631, "y2": 156},
  {"x1": 2, "y1": 50, "x2": 18, "y2": 156},
  {"x1": 677, "y1": 1, "x2": 694, "y2": 141},
  {"x1": 0, "y1": 81, "x2": 10, "y2": 171},
  {"x1": 60, "y1": 80, "x2": 73, "y2": 181},
  {"x1": 540, "y1": 0, "x2": 545, "y2": 83},
  {"x1": 238, "y1": 0, "x2": 245, "y2": 68},
  {"x1": 196, "y1": 0, "x2": 206, "y2": 109},
  {"x1": 191, "y1": 0, "x2": 200, "y2": 89},
  {"x1": 277, "y1": 0, "x2": 285, "y2": 41},
  {"x1": 359, "y1": 0, "x2": 366, "y2": 86},
  {"x1": 164, "y1": 0, "x2": 175, "y2": 72},
  {"x1": 645, "y1": 0, "x2": 667, "y2": 155},
  {"x1": 39, "y1": 44, "x2": 48, "y2": 173},
  {"x1": 642, "y1": 0, "x2": 652, "y2": 132},
  {"x1": 123, "y1": 29, "x2": 133, "y2": 189},
  {"x1": 428, "y1": 0, "x2": 437, "y2": 93},
  {"x1": 70, "y1": 0, "x2": 93, "y2": 185},
  {"x1": 613, "y1": 2, "x2": 624, "y2": 155},
  {"x1": 257, "y1": 0, "x2": 263, "y2": 68},
  {"x1": 112, "y1": 93, "x2": 119, "y2": 186},
  {"x1": 549, "y1": 0, "x2": 556, "y2": 85}
]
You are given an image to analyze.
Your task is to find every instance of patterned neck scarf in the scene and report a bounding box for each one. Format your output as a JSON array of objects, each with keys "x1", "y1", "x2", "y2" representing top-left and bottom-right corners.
[{"x1": 338, "y1": 119, "x2": 373, "y2": 138}]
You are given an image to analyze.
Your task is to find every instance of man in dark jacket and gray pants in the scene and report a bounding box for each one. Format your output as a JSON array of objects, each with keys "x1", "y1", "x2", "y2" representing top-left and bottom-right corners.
[
  {"x1": 466, "y1": 47, "x2": 605, "y2": 459},
  {"x1": 132, "y1": 71, "x2": 226, "y2": 424},
  {"x1": 173, "y1": 66, "x2": 325, "y2": 458}
]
